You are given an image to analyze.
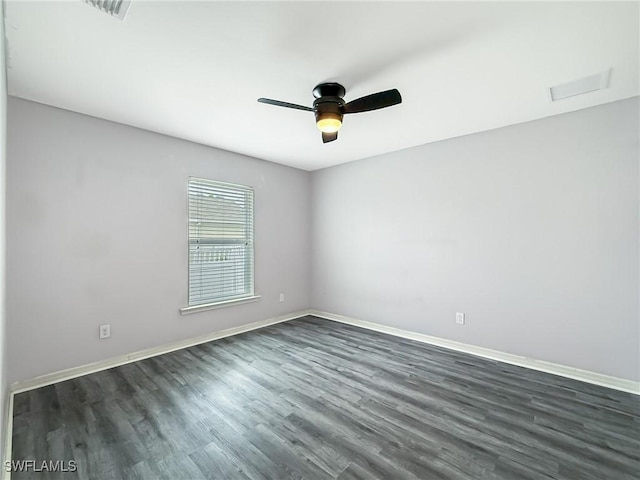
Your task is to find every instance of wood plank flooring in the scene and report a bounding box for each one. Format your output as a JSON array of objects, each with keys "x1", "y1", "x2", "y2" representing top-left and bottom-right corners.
[{"x1": 11, "y1": 315, "x2": 640, "y2": 479}]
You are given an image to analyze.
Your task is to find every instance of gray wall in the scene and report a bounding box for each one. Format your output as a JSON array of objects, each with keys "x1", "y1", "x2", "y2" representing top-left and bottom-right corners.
[
  {"x1": 311, "y1": 97, "x2": 640, "y2": 382},
  {"x1": 0, "y1": 1, "x2": 8, "y2": 461},
  {"x1": 6, "y1": 97, "x2": 311, "y2": 384},
  {"x1": 5, "y1": 94, "x2": 639, "y2": 387}
]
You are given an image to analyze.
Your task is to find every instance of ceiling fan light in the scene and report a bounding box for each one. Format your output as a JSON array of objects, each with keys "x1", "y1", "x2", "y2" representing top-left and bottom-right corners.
[{"x1": 316, "y1": 113, "x2": 342, "y2": 133}]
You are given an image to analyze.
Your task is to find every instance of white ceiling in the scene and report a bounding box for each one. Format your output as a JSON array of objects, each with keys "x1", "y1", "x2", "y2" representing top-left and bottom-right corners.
[{"x1": 4, "y1": 1, "x2": 639, "y2": 171}]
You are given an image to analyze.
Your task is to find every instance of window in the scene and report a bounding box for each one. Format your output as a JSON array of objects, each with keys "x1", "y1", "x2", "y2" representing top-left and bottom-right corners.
[{"x1": 186, "y1": 177, "x2": 255, "y2": 309}]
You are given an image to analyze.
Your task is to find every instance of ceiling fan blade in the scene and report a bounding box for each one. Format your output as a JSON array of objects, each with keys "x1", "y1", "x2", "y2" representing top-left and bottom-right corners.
[
  {"x1": 257, "y1": 98, "x2": 313, "y2": 112},
  {"x1": 322, "y1": 131, "x2": 338, "y2": 143},
  {"x1": 344, "y1": 89, "x2": 402, "y2": 114}
]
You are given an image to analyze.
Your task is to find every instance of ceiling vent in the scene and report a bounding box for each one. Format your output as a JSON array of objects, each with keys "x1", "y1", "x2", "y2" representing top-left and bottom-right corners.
[
  {"x1": 548, "y1": 69, "x2": 611, "y2": 102},
  {"x1": 84, "y1": 0, "x2": 131, "y2": 20}
]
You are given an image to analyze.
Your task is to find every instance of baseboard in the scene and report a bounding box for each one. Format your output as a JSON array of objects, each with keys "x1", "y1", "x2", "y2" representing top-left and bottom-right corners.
[
  {"x1": 2, "y1": 393, "x2": 14, "y2": 480},
  {"x1": 8, "y1": 308, "x2": 638, "y2": 396},
  {"x1": 10, "y1": 310, "x2": 309, "y2": 395},
  {"x1": 309, "y1": 310, "x2": 640, "y2": 395}
]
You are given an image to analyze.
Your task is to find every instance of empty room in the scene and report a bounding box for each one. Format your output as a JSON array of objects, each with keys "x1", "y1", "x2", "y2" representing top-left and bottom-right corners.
[{"x1": 0, "y1": 1, "x2": 638, "y2": 479}]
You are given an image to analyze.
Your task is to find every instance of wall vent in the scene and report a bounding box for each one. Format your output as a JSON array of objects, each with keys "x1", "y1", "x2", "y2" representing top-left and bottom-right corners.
[
  {"x1": 548, "y1": 69, "x2": 611, "y2": 102},
  {"x1": 84, "y1": 0, "x2": 131, "y2": 20}
]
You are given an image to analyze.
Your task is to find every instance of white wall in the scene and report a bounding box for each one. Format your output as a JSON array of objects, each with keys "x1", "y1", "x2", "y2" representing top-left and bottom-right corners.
[
  {"x1": 6, "y1": 97, "x2": 311, "y2": 384},
  {"x1": 311, "y1": 97, "x2": 640, "y2": 382},
  {"x1": 0, "y1": 0, "x2": 8, "y2": 461}
]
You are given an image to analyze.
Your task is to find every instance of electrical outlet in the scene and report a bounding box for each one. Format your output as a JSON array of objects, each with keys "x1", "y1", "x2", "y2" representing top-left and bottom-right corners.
[
  {"x1": 279, "y1": 293, "x2": 285, "y2": 302},
  {"x1": 456, "y1": 312, "x2": 465, "y2": 325},
  {"x1": 99, "y1": 324, "x2": 111, "y2": 339}
]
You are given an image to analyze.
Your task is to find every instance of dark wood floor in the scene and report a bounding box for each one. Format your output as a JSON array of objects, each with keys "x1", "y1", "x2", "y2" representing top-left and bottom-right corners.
[{"x1": 11, "y1": 315, "x2": 640, "y2": 479}]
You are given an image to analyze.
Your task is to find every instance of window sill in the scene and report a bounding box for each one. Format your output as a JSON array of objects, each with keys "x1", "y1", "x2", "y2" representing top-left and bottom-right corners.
[{"x1": 180, "y1": 295, "x2": 262, "y2": 315}]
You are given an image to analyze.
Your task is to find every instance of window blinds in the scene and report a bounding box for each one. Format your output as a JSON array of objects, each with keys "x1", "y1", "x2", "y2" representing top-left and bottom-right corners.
[{"x1": 188, "y1": 178, "x2": 254, "y2": 306}]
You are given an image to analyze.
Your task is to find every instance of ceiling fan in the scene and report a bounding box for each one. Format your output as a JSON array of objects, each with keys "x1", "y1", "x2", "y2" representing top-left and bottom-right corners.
[{"x1": 257, "y1": 83, "x2": 402, "y2": 143}]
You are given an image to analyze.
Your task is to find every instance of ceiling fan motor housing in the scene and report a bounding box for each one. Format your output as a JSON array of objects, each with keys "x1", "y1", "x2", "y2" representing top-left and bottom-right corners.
[
  {"x1": 313, "y1": 83, "x2": 346, "y2": 125},
  {"x1": 313, "y1": 100, "x2": 344, "y2": 125}
]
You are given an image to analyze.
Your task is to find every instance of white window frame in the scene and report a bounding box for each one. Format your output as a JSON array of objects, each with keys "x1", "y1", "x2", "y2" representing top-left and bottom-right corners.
[{"x1": 181, "y1": 177, "x2": 260, "y2": 314}]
